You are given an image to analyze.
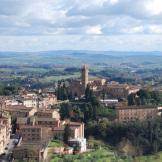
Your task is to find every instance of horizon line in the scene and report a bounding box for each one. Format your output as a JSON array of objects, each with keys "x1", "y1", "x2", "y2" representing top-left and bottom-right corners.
[{"x1": 0, "y1": 50, "x2": 162, "y2": 53}]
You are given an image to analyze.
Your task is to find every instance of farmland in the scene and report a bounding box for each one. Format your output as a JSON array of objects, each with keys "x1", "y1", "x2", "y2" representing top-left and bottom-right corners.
[{"x1": 1, "y1": 51, "x2": 162, "y2": 88}]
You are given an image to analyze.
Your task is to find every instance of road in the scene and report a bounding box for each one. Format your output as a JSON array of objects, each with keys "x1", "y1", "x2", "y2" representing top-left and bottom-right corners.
[{"x1": 0, "y1": 136, "x2": 18, "y2": 162}]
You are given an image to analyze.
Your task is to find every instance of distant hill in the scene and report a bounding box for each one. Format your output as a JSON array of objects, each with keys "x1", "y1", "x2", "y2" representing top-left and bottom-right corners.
[{"x1": 0, "y1": 51, "x2": 162, "y2": 67}]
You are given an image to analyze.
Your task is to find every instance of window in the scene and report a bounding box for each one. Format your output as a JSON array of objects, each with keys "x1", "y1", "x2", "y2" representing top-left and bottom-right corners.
[{"x1": 32, "y1": 129, "x2": 36, "y2": 132}]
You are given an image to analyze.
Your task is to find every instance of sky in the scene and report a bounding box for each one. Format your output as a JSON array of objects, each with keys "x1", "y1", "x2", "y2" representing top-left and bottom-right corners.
[{"x1": 0, "y1": 0, "x2": 162, "y2": 52}]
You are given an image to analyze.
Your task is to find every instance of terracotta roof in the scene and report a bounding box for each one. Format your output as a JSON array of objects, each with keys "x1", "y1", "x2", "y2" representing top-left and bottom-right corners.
[
  {"x1": 69, "y1": 122, "x2": 83, "y2": 126},
  {"x1": 117, "y1": 106, "x2": 157, "y2": 110},
  {"x1": 6, "y1": 105, "x2": 33, "y2": 110},
  {"x1": 0, "y1": 124, "x2": 5, "y2": 128},
  {"x1": 53, "y1": 127, "x2": 64, "y2": 131}
]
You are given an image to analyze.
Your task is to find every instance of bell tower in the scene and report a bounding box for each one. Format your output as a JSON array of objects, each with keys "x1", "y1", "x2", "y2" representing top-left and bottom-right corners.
[{"x1": 82, "y1": 64, "x2": 88, "y2": 88}]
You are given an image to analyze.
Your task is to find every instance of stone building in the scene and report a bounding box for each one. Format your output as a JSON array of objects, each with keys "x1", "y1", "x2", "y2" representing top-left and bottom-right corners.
[
  {"x1": 38, "y1": 94, "x2": 57, "y2": 109},
  {"x1": 17, "y1": 108, "x2": 60, "y2": 129},
  {"x1": 15, "y1": 108, "x2": 86, "y2": 160},
  {"x1": 17, "y1": 125, "x2": 52, "y2": 142},
  {"x1": 23, "y1": 97, "x2": 37, "y2": 108},
  {"x1": 0, "y1": 112, "x2": 11, "y2": 154},
  {"x1": 103, "y1": 83, "x2": 140, "y2": 99},
  {"x1": 29, "y1": 116, "x2": 60, "y2": 129},
  {"x1": 53, "y1": 121, "x2": 85, "y2": 140},
  {"x1": 4, "y1": 105, "x2": 34, "y2": 117},
  {"x1": 69, "y1": 65, "x2": 140, "y2": 99},
  {"x1": 69, "y1": 64, "x2": 89, "y2": 98},
  {"x1": 69, "y1": 80, "x2": 84, "y2": 97},
  {"x1": 13, "y1": 143, "x2": 48, "y2": 162},
  {"x1": 35, "y1": 108, "x2": 60, "y2": 119},
  {"x1": 0, "y1": 124, "x2": 6, "y2": 154},
  {"x1": 116, "y1": 106, "x2": 158, "y2": 122},
  {"x1": 68, "y1": 138, "x2": 86, "y2": 153}
]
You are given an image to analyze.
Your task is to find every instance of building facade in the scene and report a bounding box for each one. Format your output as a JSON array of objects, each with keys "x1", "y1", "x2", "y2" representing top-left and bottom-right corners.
[
  {"x1": 0, "y1": 112, "x2": 11, "y2": 154},
  {"x1": 117, "y1": 106, "x2": 158, "y2": 122},
  {"x1": 0, "y1": 125, "x2": 6, "y2": 154},
  {"x1": 18, "y1": 125, "x2": 52, "y2": 142},
  {"x1": 69, "y1": 65, "x2": 140, "y2": 99}
]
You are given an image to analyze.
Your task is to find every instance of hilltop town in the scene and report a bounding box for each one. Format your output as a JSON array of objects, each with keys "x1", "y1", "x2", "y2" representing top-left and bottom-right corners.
[
  {"x1": 1, "y1": 0, "x2": 162, "y2": 161},
  {"x1": 1, "y1": 64, "x2": 162, "y2": 162}
]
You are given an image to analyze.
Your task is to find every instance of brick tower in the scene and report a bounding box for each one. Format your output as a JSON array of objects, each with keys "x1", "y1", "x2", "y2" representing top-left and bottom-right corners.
[{"x1": 82, "y1": 64, "x2": 88, "y2": 88}]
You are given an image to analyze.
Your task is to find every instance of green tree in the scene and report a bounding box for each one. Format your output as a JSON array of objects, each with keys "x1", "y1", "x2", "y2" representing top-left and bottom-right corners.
[
  {"x1": 63, "y1": 124, "x2": 72, "y2": 144},
  {"x1": 11, "y1": 114, "x2": 17, "y2": 133},
  {"x1": 59, "y1": 103, "x2": 71, "y2": 119},
  {"x1": 57, "y1": 83, "x2": 69, "y2": 100},
  {"x1": 128, "y1": 89, "x2": 162, "y2": 106},
  {"x1": 128, "y1": 93, "x2": 136, "y2": 106},
  {"x1": 85, "y1": 85, "x2": 93, "y2": 101},
  {"x1": 101, "y1": 88, "x2": 106, "y2": 101}
]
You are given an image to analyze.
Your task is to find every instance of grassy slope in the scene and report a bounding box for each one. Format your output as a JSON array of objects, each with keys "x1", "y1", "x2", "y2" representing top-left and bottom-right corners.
[
  {"x1": 50, "y1": 149, "x2": 162, "y2": 162},
  {"x1": 48, "y1": 139, "x2": 162, "y2": 162},
  {"x1": 48, "y1": 140, "x2": 64, "y2": 148},
  {"x1": 50, "y1": 147, "x2": 129, "y2": 162},
  {"x1": 135, "y1": 152, "x2": 162, "y2": 162}
]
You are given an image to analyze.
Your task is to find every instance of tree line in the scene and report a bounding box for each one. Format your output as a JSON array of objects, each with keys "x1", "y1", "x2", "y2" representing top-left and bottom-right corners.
[
  {"x1": 59, "y1": 85, "x2": 116, "y2": 123},
  {"x1": 86, "y1": 117, "x2": 162, "y2": 156},
  {"x1": 128, "y1": 89, "x2": 162, "y2": 106},
  {"x1": 0, "y1": 85, "x2": 20, "y2": 96}
]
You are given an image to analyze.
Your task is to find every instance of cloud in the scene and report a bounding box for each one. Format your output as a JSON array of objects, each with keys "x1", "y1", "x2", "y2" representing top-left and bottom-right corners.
[
  {"x1": 148, "y1": 25, "x2": 162, "y2": 34},
  {"x1": 121, "y1": 26, "x2": 144, "y2": 34},
  {"x1": 0, "y1": 0, "x2": 162, "y2": 35},
  {"x1": 146, "y1": 0, "x2": 162, "y2": 15},
  {"x1": 0, "y1": 0, "x2": 162, "y2": 51},
  {"x1": 0, "y1": 35, "x2": 162, "y2": 52},
  {"x1": 86, "y1": 25, "x2": 102, "y2": 34}
]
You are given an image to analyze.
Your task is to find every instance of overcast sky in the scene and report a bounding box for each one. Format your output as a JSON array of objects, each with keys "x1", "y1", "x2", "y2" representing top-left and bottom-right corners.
[{"x1": 0, "y1": 0, "x2": 162, "y2": 52}]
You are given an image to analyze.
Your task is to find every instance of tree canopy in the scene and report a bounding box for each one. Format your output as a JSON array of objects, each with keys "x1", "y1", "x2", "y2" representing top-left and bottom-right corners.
[{"x1": 128, "y1": 89, "x2": 162, "y2": 106}]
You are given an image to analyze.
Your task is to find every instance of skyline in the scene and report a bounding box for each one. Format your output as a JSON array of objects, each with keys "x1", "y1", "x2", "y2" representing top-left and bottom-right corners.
[{"x1": 0, "y1": 0, "x2": 162, "y2": 51}]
